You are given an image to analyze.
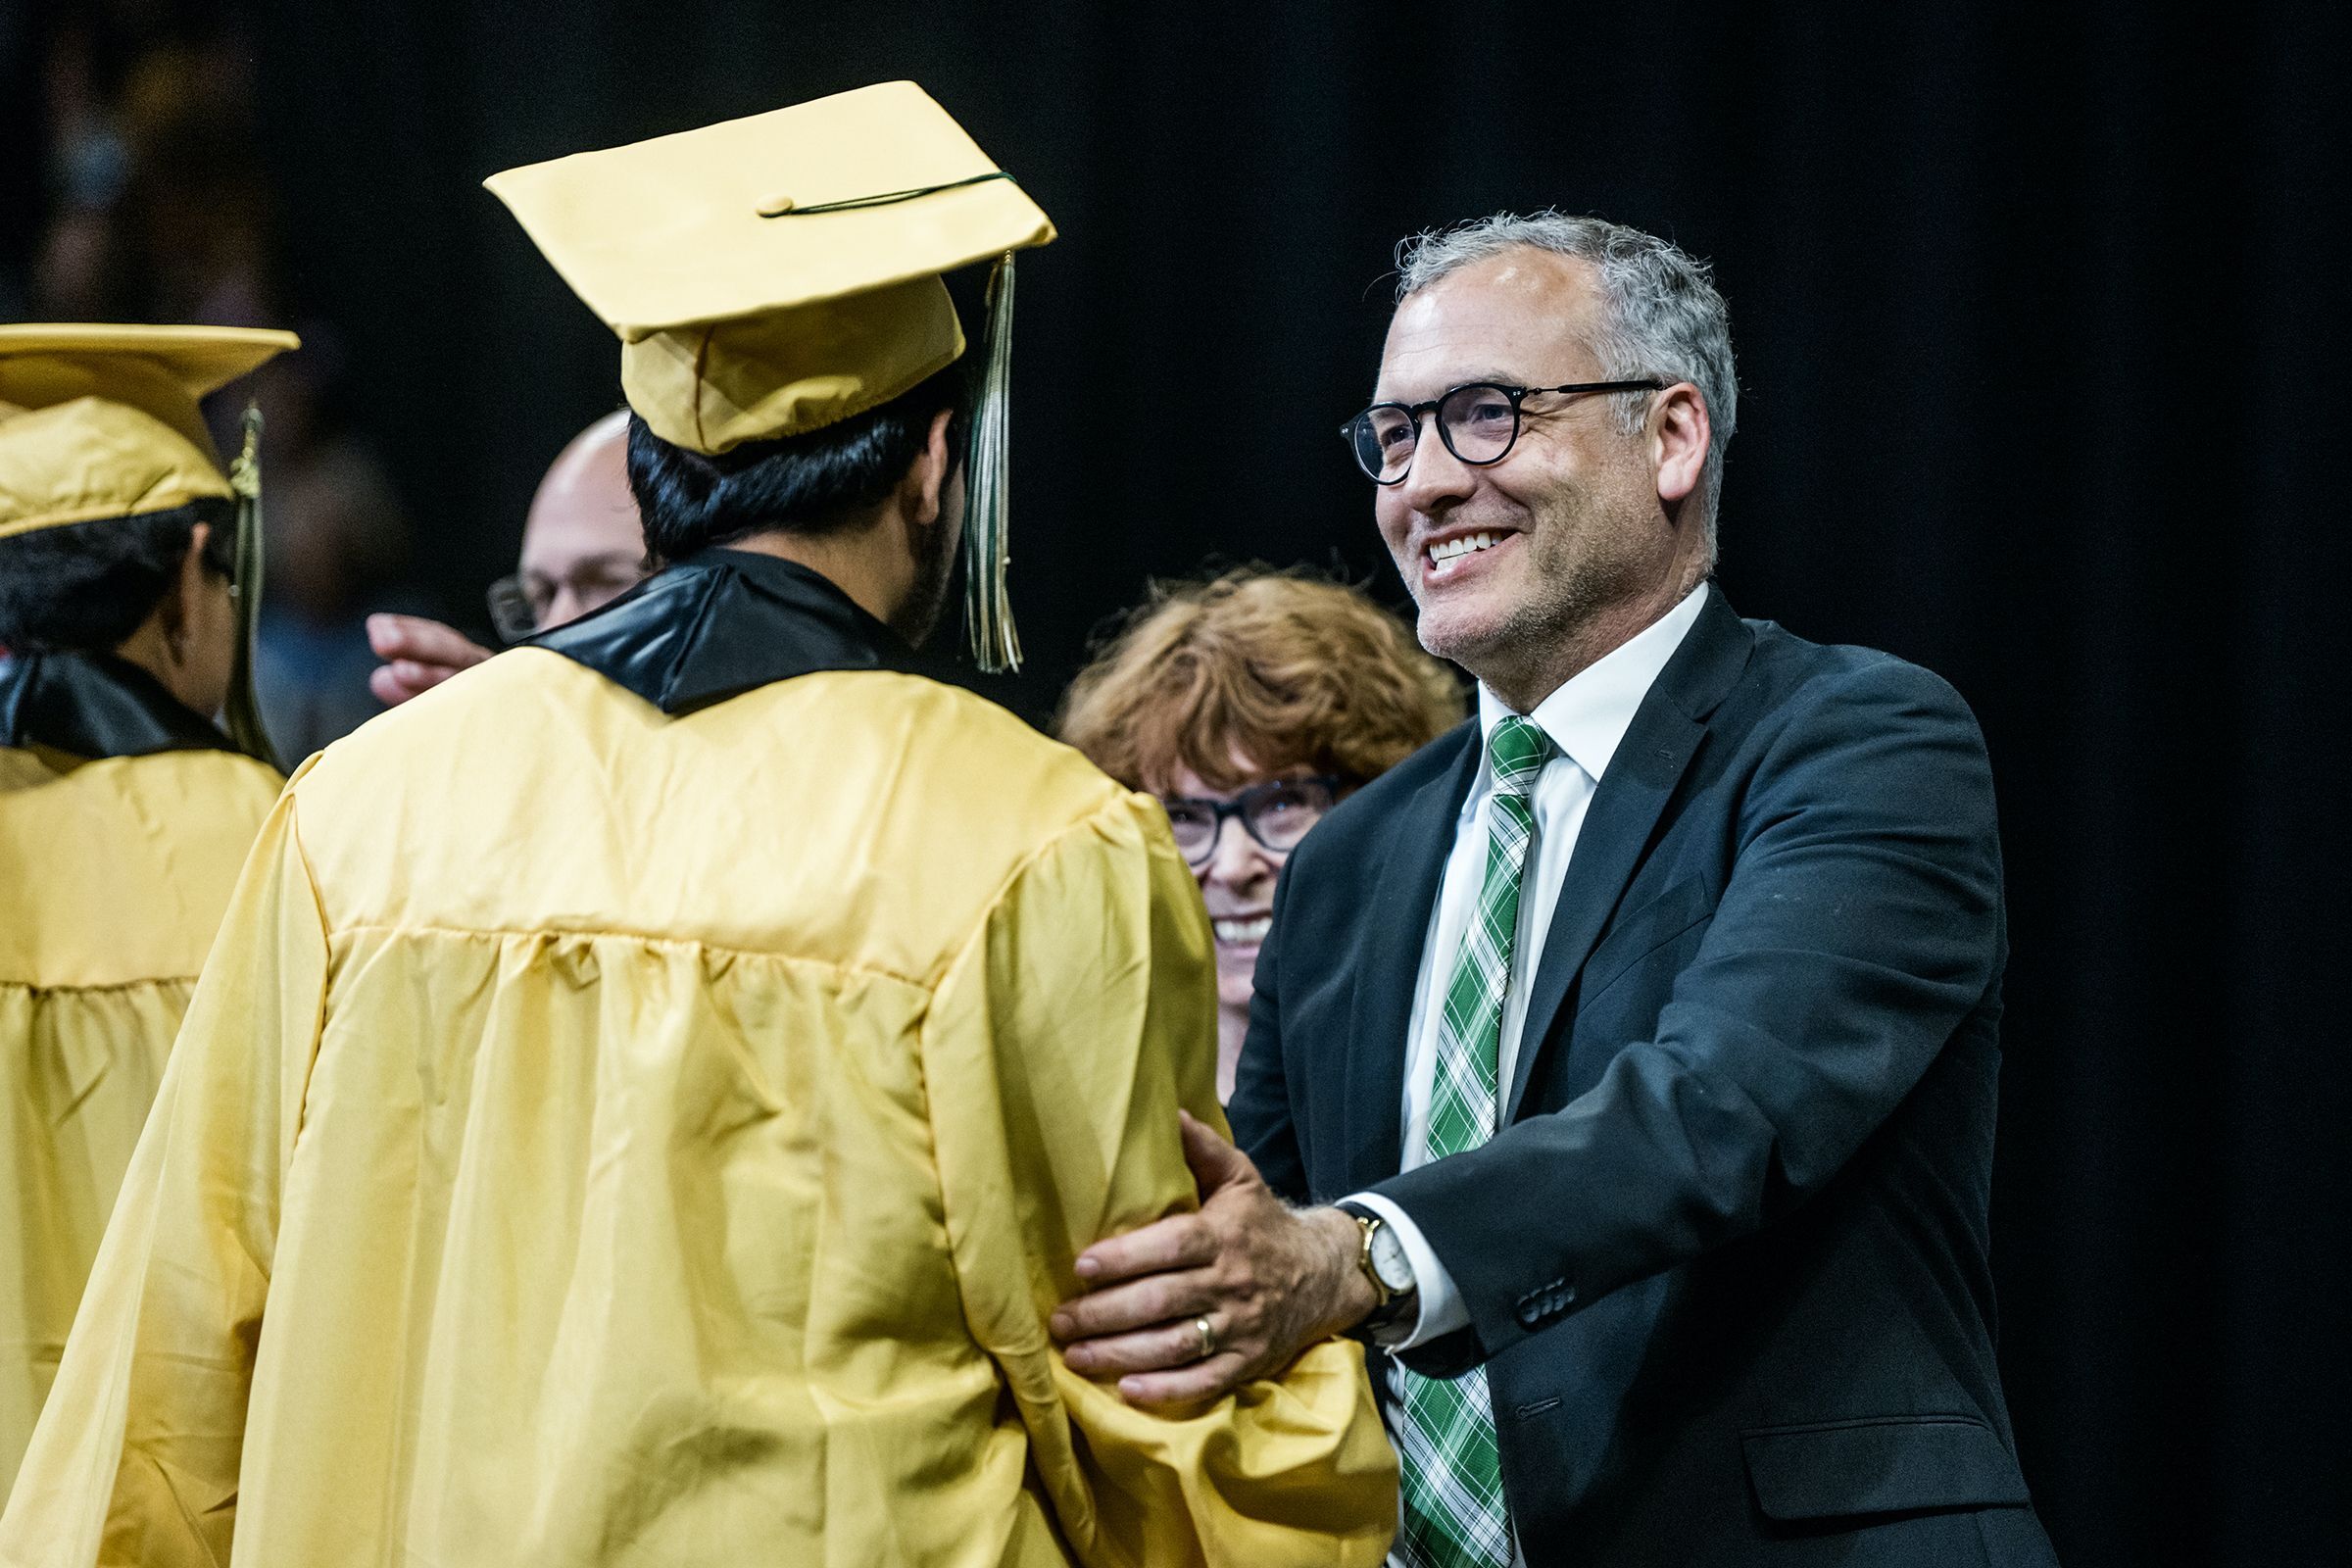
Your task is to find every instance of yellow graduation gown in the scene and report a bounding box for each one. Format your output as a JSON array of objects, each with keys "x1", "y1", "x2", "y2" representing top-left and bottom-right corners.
[
  {"x1": 0, "y1": 558, "x2": 1396, "y2": 1567},
  {"x1": 1, "y1": 692, "x2": 281, "y2": 1493}
]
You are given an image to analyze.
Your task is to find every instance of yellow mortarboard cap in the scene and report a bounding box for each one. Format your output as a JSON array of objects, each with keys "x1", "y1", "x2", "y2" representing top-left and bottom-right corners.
[
  {"x1": 0, "y1": 323, "x2": 299, "y2": 539},
  {"x1": 486, "y1": 83, "x2": 1054, "y2": 672},
  {"x1": 0, "y1": 323, "x2": 298, "y2": 766},
  {"x1": 482, "y1": 80, "x2": 1054, "y2": 455}
]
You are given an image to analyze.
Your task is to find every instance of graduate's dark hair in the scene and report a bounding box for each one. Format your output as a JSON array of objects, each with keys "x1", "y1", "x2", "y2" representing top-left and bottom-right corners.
[
  {"x1": 0, "y1": 499, "x2": 237, "y2": 654},
  {"x1": 625, "y1": 364, "x2": 967, "y2": 563}
]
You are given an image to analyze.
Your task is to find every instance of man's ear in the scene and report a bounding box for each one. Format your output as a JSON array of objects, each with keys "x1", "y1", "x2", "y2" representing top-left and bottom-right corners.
[
  {"x1": 1651, "y1": 384, "x2": 1711, "y2": 511},
  {"x1": 161, "y1": 520, "x2": 214, "y2": 662},
  {"x1": 906, "y1": 407, "x2": 957, "y2": 528}
]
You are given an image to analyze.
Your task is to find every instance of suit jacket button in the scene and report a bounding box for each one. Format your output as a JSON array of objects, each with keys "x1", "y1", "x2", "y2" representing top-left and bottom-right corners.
[{"x1": 1515, "y1": 1298, "x2": 1545, "y2": 1328}]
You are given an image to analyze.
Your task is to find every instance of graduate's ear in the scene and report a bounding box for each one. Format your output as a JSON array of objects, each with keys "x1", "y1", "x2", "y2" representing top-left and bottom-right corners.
[
  {"x1": 905, "y1": 407, "x2": 956, "y2": 531},
  {"x1": 160, "y1": 520, "x2": 213, "y2": 664}
]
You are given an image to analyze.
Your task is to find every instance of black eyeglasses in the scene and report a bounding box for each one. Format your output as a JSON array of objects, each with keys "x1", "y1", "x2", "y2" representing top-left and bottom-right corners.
[
  {"x1": 1159, "y1": 776, "x2": 1343, "y2": 866},
  {"x1": 1341, "y1": 378, "x2": 1664, "y2": 485}
]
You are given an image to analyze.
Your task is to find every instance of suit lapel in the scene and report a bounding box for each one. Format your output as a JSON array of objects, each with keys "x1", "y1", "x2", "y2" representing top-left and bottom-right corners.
[
  {"x1": 1504, "y1": 587, "x2": 1755, "y2": 1123},
  {"x1": 1343, "y1": 723, "x2": 1480, "y2": 1193}
]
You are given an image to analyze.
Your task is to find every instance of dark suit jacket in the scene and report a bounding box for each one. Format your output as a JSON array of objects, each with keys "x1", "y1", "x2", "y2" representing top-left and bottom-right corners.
[{"x1": 1229, "y1": 587, "x2": 2058, "y2": 1567}]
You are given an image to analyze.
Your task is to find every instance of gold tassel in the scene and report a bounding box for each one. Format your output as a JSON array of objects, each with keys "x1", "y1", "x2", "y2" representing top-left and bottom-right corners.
[
  {"x1": 962, "y1": 252, "x2": 1022, "y2": 673},
  {"x1": 221, "y1": 403, "x2": 280, "y2": 768}
]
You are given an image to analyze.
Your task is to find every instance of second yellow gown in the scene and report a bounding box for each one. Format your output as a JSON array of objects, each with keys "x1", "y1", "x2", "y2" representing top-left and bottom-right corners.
[{"x1": 0, "y1": 652, "x2": 281, "y2": 1493}]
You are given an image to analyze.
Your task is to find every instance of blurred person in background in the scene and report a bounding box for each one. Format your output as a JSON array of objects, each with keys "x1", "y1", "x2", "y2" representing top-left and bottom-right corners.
[
  {"x1": 23, "y1": 15, "x2": 417, "y2": 762},
  {"x1": 367, "y1": 409, "x2": 647, "y2": 705},
  {"x1": 27, "y1": 30, "x2": 270, "y2": 327},
  {"x1": 248, "y1": 347, "x2": 412, "y2": 756},
  {"x1": 0, "y1": 323, "x2": 295, "y2": 1492},
  {"x1": 1058, "y1": 567, "x2": 1464, "y2": 1100}
]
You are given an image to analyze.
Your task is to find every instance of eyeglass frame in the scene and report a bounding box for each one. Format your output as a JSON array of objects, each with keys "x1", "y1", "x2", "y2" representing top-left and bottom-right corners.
[
  {"x1": 1157, "y1": 774, "x2": 1346, "y2": 866},
  {"x1": 485, "y1": 554, "x2": 651, "y2": 644},
  {"x1": 1340, "y1": 378, "x2": 1666, "y2": 485}
]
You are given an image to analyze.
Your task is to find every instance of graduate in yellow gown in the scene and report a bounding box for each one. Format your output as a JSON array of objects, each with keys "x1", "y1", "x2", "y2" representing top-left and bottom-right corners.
[
  {"x1": 0, "y1": 324, "x2": 296, "y2": 1493},
  {"x1": 1, "y1": 85, "x2": 1395, "y2": 1567}
]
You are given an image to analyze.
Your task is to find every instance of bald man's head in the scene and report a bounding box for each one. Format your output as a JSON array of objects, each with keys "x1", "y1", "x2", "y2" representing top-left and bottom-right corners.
[{"x1": 512, "y1": 410, "x2": 647, "y2": 633}]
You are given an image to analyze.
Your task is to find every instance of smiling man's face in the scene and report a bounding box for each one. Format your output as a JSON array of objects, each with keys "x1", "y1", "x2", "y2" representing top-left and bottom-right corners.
[{"x1": 1373, "y1": 248, "x2": 1674, "y2": 701}]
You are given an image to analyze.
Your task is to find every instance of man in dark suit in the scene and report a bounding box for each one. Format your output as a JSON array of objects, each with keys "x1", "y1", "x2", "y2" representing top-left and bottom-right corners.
[{"x1": 1049, "y1": 212, "x2": 2057, "y2": 1566}]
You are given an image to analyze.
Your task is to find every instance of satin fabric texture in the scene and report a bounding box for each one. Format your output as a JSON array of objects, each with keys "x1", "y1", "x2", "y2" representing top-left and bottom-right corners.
[
  {"x1": 1, "y1": 741, "x2": 281, "y2": 1490},
  {"x1": 0, "y1": 652, "x2": 1396, "y2": 1567}
]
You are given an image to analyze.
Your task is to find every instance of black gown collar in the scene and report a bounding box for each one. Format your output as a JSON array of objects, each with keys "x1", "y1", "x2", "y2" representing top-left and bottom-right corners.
[
  {"x1": 0, "y1": 649, "x2": 239, "y2": 760},
  {"x1": 529, "y1": 548, "x2": 919, "y2": 715}
]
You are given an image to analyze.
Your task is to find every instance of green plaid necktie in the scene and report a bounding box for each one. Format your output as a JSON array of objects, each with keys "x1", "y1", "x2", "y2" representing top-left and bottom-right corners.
[{"x1": 1396, "y1": 714, "x2": 1552, "y2": 1568}]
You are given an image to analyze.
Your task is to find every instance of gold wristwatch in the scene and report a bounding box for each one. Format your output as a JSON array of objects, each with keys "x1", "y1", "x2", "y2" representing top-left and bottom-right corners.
[{"x1": 1337, "y1": 1201, "x2": 1418, "y2": 1340}]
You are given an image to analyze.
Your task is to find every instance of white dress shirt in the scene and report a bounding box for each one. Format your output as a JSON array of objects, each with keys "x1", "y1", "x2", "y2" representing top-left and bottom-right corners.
[{"x1": 1345, "y1": 586, "x2": 1706, "y2": 1350}]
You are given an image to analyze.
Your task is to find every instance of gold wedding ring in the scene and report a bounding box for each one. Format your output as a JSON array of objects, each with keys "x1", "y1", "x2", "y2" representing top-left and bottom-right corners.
[{"x1": 1194, "y1": 1315, "x2": 1217, "y2": 1360}]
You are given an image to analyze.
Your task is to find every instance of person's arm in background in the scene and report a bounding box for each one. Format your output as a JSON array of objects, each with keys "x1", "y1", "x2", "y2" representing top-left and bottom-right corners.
[
  {"x1": 921, "y1": 789, "x2": 1396, "y2": 1567},
  {"x1": 366, "y1": 613, "x2": 492, "y2": 706},
  {"x1": 0, "y1": 770, "x2": 332, "y2": 1568}
]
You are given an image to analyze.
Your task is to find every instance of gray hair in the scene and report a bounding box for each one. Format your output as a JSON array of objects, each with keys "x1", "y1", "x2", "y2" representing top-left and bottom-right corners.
[{"x1": 1396, "y1": 212, "x2": 1738, "y2": 553}]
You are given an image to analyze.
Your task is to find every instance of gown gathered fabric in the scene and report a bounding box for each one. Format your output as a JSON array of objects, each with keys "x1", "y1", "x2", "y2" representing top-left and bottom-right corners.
[
  {"x1": 0, "y1": 552, "x2": 1397, "y2": 1568},
  {"x1": 0, "y1": 652, "x2": 283, "y2": 1494}
]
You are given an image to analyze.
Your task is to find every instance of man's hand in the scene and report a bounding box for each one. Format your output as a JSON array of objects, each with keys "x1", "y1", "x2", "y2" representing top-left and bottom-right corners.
[
  {"x1": 1051, "y1": 1110, "x2": 1376, "y2": 1406},
  {"x1": 368, "y1": 613, "x2": 493, "y2": 706}
]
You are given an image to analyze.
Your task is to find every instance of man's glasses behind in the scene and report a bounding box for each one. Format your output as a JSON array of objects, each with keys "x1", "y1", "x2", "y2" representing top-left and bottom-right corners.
[{"x1": 486, "y1": 554, "x2": 651, "y2": 642}]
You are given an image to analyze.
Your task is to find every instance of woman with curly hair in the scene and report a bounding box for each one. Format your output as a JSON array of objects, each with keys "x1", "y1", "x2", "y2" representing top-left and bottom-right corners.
[{"x1": 1061, "y1": 567, "x2": 1464, "y2": 1099}]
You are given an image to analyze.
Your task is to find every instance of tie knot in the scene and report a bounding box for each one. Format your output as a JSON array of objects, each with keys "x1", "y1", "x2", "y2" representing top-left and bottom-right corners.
[{"x1": 1488, "y1": 715, "x2": 1551, "y2": 796}]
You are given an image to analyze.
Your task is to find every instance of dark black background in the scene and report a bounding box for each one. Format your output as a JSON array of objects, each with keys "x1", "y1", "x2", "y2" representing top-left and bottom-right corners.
[{"x1": 14, "y1": 2, "x2": 2352, "y2": 1561}]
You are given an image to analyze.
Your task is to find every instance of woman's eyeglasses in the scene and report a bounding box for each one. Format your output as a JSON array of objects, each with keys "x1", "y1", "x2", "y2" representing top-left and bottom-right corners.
[{"x1": 1159, "y1": 775, "x2": 1343, "y2": 866}]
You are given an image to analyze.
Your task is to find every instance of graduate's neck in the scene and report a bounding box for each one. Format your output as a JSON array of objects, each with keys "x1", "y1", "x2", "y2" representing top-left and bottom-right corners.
[
  {"x1": 723, "y1": 513, "x2": 914, "y2": 638},
  {"x1": 717, "y1": 417, "x2": 957, "y2": 646},
  {"x1": 111, "y1": 615, "x2": 214, "y2": 719}
]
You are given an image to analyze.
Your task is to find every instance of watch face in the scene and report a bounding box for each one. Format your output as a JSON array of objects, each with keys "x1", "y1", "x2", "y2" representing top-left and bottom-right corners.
[{"x1": 1368, "y1": 1222, "x2": 1415, "y2": 1295}]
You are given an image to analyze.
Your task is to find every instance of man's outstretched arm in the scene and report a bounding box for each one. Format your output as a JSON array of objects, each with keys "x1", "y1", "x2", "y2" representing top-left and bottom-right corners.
[
  {"x1": 367, "y1": 612, "x2": 493, "y2": 706},
  {"x1": 1054, "y1": 659, "x2": 2001, "y2": 1399}
]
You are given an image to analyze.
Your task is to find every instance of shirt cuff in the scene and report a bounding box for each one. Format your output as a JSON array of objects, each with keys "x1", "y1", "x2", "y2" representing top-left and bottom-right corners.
[{"x1": 1340, "y1": 1191, "x2": 1469, "y2": 1350}]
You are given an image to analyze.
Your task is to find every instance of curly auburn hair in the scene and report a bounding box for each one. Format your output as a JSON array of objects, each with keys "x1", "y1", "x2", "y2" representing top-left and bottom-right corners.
[{"x1": 1057, "y1": 566, "x2": 1465, "y2": 794}]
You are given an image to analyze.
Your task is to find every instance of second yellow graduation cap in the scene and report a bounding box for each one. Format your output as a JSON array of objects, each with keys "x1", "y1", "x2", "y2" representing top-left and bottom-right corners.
[{"x1": 0, "y1": 323, "x2": 298, "y2": 540}]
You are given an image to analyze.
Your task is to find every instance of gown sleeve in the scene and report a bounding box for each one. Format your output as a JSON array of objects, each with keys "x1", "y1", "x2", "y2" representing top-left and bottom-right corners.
[
  {"x1": 0, "y1": 775, "x2": 330, "y2": 1568},
  {"x1": 921, "y1": 789, "x2": 1397, "y2": 1568}
]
